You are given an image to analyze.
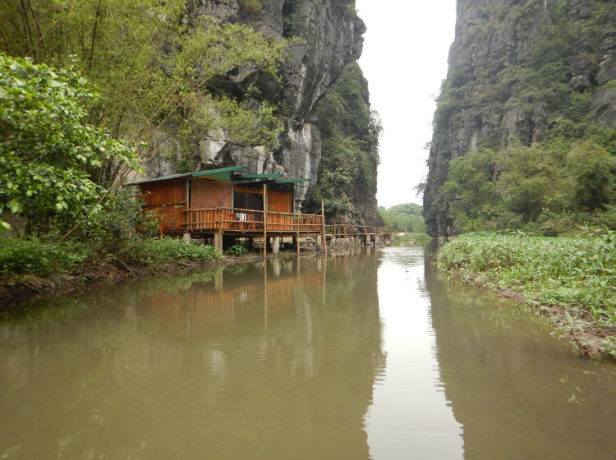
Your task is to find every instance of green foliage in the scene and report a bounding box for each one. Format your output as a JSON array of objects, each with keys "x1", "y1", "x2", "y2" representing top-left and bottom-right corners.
[
  {"x1": 0, "y1": 54, "x2": 138, "y2": 233},
  {"x1": 378, "y1": 203, "x2": 426, "y2": 233},
  {"x1": 438, "y1": 150, "x2": 504, "y2": 232},
  {"x1": 309, "y1": 134, "x2": 364, "y2": 218},
  {"x1": 439, "y1": 139, "x2": 616, "y2": 233},
  {"x1": 217, "y1": 98, "x2": 283, "y2": 147},
  {"x1": 0, "y1": 233, "x2": 221, "y2": 277},
  {"x1": 0, "y1": 1, "x2": 287, "y2": 158},
  {"x1": 566, "y1": 140, "x2": 616, "y2": 210},
  {"x1": 437, "y1": 232, "x2": 616, "y2": 325},
  {"x1": 499, "y1": 142, "x2": 572, "y2": 222},
  {"x1": 307, "y1": 63, "x2": 380, "y2": 220},
  {"x1": 225, "y1": 244, "x2": 248, "y2": 256},
  {"x1": 0, "y1": 238, "x2": 91, "y2": 276},
  {"x1": 123, "y1": 238, "x2": 221, "y2": 267}
]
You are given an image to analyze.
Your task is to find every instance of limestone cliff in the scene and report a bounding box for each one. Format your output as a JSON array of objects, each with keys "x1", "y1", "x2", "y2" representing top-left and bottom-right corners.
[
  {"x1": 424, "y1": 0, "x2": 616, "y2": 236},
  {"x1": 146, "y1": 0, "x2": 373, "y2": 220}
]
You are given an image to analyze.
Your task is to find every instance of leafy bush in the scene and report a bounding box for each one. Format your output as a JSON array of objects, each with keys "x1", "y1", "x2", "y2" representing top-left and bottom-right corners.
[
  {"x1": 0, "y1": 235, "x2": 221, "y2": 277},
  {"x1": 0, "y1": 238, "x2": 92, "y2": 276},
  {"x1": 225, "y1": 244, "x2": 248, "y2": 256},
  {"x1": 123, "y1": 238, "x2": 221, "y2": 267}
]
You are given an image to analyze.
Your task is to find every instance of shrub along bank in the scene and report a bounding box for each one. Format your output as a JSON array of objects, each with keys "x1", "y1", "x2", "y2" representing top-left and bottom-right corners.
[
  {"x1": 0, "y1": 235, "x2": 223, "y2": 303},
  {"x1": 437, "y1": 232, "x2": 616, "y2": 360}
]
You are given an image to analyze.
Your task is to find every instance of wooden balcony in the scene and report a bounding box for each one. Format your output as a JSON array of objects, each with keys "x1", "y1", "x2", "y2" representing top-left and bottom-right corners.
[{"x1": 184, "y1": 207, "x2": 324, "y2": 235}]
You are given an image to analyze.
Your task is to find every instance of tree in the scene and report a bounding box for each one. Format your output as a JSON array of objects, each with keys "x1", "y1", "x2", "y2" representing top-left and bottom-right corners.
[
  {"x1": 0, "y1": 1, "x2": 287, "y2": 167},
  {"x1": 0, "y1": 54, "x2": 138, "y2": 233},
  {"x1": 438, "y1": 149, "x2": 503, "y2": 232},
  {"x1": 567, "y1": 140, "x2": 616, "y2": 211}
]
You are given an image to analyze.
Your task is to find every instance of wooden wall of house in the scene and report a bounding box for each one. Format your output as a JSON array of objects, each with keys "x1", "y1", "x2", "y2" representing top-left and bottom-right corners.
[
  {"x1": 140, "y1": 178, "x2": 186, "y2": 233},
  {"x1": 268, "y1": 190, "x2": 293, "y2": 213},
  {"x1": 190, "y1": 179, "x2": 232, "y2": 209}
]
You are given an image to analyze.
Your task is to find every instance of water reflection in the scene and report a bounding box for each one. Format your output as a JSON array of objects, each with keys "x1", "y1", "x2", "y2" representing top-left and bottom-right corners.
[
  {"x1": 366, "y1": 247, "x2": 463, "y2": 459},
  {"x1": 2, "y1": 248, "x2": 616, "y2": 460},
  {"x1": 426, "y1": 260, "x2": 616, "y2": 459},
  {"x1": 0, "y1": 254, "x2": 384, "y2": 460}
]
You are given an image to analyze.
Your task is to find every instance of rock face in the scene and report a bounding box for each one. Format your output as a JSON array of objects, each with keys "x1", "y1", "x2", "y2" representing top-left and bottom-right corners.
[
  {"x1": 424, "y1": 0, "x2": 616, "y2": 236},
  {"x1": 147, "y1": 0, "x2": 371, "y2": 218}
]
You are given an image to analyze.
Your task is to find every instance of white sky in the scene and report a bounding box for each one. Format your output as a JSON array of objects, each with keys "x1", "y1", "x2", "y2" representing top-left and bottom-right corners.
[{"x1": 356, "y1": 0, "x2": 457, "y2": 208}]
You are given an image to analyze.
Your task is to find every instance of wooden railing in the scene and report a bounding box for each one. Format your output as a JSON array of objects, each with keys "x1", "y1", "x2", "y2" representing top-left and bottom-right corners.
[
  {"x1": 184, "y1": 207, "x2": 323, "y2": 233},
  {"x1": 326, "y1": 223, "x2": 386, "y2": 237}
]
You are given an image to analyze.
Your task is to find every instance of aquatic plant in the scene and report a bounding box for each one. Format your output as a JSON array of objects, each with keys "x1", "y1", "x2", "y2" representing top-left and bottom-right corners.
[{"x1": 437, "y1": 232, "x2": 616, "y2": 326}]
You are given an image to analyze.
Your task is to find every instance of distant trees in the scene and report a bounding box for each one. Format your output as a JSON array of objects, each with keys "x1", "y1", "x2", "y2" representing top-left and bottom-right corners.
[{"x1": 378, "y1": 204, "x2": 425, "y2": 233}]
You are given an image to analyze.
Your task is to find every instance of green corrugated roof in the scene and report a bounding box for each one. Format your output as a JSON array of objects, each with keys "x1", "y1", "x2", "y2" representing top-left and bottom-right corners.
[
  {"x1": 127, "y1": 166, "x2": 312, "y2": 186},
  {"x1": 240, "y1": 173, "x2": 284, "y2": 180},
  {"x1": 126, "y1": 172, "x2": 191, "y2": 186},
  {"x1": 192, "y1": 165, "x2": 247, "y2": 178},
  {"x1": 275, "y1": 178, "x2": 311, "y2": 184}
]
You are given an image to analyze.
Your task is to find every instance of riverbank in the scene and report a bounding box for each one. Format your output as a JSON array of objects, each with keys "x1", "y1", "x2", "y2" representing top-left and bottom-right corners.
[
  {"x1": 0, "y1": 235, "x2": 386, "y2": 305},
  {"x1": 437, "y1": 232, "x2": 616, "y2": 361},
  {"x1": 0, "y1": 236, "x2": 230, "y2": 305}
]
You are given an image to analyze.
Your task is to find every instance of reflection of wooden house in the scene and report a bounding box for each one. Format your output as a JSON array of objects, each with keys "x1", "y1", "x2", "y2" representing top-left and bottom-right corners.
[
  {"x1": 141, "y1": 265, "x2": 325, "y2": 339},
  {"x1": 129, "y1": 166, "x2": 324, "y2": 239}
]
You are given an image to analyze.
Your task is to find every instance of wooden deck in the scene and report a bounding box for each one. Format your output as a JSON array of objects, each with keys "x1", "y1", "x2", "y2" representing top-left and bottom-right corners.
[
  {"x1": 183, "y1": 207, "x2": 324, "y2": 235},
  {"x1": 326, "y1": 223, "x2": 384, "y2": 237}
]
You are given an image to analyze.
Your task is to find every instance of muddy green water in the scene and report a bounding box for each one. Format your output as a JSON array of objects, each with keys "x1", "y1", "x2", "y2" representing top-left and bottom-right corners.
[{"x1": 1, "y1": 247, "x2": 615, "y2": 459}]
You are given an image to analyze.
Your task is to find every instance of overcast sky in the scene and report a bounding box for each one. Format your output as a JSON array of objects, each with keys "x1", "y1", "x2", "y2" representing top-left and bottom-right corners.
[{"x1": 355, "y1": 0, "x2": 457, "y2": 208}]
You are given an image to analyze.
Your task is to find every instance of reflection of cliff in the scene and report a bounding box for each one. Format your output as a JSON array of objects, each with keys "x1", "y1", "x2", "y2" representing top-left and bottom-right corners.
[
  {"x1": 425, "y1": 268, "x2": 616, "y2": 459},
  {"x1": 0, "y1": 254, "x2": 384, "y2": 459}
]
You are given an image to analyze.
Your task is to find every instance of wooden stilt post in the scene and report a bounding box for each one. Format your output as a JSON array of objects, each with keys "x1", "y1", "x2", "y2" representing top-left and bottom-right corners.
[
  {"x1": 322, "y1": 253, "x2": 326, "y2": 306},
  {"x1": 263, "y1": 183, "x2": 268, "y2": 258},
  {"x1": 296, "y1": 208, "x2": 300, "y2": 256},
  {"x1": 321, "y1": 200, "x2": 327, "y2": 255},
  {"x1": 264, "y1": 257, "x2": 268, "y2": 331}
]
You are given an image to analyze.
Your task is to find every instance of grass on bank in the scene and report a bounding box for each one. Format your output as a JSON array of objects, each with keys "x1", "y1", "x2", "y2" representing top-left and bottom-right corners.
[
  {"x1": 437, "y1": 232, "x2": 616, "y2": 327},
  {"x1": 0, "y1": 236, "x2": 222, "y2": 278}
]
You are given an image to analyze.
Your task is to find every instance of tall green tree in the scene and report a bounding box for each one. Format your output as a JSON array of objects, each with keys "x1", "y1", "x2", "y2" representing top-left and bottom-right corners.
[{"x1": 0, "y1": 54, "x2": 138, "y2": 233}]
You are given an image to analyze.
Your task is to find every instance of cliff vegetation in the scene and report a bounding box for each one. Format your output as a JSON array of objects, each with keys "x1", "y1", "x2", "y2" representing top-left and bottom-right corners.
[
  {"x1": 424, "y1": 0, "x2": 616, "y2": 236},
  {"x1": 306, "y1": 62, "x2": 381, "y2": 225}
]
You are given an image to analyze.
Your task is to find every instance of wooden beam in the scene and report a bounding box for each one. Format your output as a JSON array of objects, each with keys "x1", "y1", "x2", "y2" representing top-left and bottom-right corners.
[
  {"x1": 321, "y1": 200, "x2": 327, "y2": 255},
  {"x1": 296, "y1": 209, "x2": 300, "y2": 256},
  {"x1": 263, "y1": 183, "x2": 268, "y2": 258}
]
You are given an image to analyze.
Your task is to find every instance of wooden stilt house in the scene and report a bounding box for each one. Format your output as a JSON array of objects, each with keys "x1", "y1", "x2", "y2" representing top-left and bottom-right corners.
[{"x1": 129, "y1": 166, "x2": 324, "y2": 237}]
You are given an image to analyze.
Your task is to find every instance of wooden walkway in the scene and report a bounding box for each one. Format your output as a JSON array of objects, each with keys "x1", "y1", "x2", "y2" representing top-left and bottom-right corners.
[
  {"x1": 161, "y1": 206, "x2": 391, "y2": 255},
  {"x1": 184, "y1": 207, "x2": 323, "y2": 234}
]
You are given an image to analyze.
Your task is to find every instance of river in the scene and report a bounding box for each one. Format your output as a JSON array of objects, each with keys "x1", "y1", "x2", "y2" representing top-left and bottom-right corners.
[{"x1": 1, "y1": 246, "x2": 615, "y2": 459}]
